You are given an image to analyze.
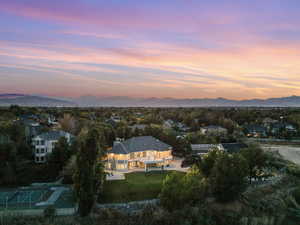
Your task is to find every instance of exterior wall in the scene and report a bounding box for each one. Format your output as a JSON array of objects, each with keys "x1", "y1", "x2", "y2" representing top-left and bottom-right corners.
[
  {"x1": 106, "y1": 149, "x2": 172, "y2": 170},
  {"x1": 32, "y1": 135, "x2": 69, "y2": 163}
]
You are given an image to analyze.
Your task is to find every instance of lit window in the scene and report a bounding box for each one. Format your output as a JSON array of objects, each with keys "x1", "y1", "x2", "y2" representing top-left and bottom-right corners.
[{"x1": 130, "y1": 153, "x2": 134, "y2": 159}]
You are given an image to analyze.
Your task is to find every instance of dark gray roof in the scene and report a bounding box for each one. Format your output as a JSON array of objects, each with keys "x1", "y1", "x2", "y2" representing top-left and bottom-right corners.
[
  {"x1": 36, "y1": 131, "x2": 72, "y2": 141},
  {"x1": 191, "y1": 144, "x2": 220, "y2": 151},
  {"x1": 110, "y1": 136, "x2": 172, "y2": 154},
  {"x1": 245, "y1": 124, "x2": 266, "y2": 132},
  {"x1": 221, "y1": 143, "x2": 248, "y2": 153},
  {"x1": 203, "y1": 125, "x2": 226, "y2": 129},
  {"x1": 129, "y1": 124, "x2": 147, "y2": 130}
]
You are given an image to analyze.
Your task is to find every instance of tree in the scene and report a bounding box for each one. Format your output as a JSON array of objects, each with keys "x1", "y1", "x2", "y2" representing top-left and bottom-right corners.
[
  {"x1": 182, "y1": 166, "x2": 207, "y2": 205},
  {"x1": 17, "y1": 140, "x2": 32, "y2": 159},
  {"x1": 210, "y1": 153, "x2": 248, "y2": 203},
  {"x1": 50, "y1": 137, "x2": 70, "y2": 171},
  {"x1": 240, "y1": 144, "x2": 267, "y2": 184},
  {"x1": 196, "y1": 149, "x2": 220, "y2": 178},
  {"x1": 62, "y1": 155, "x2": 76, "y2": 184},
  {"x1": 159, "y1": 168, "x2": 206, "y2": 211},
  {"x1": 73, "y1": 128, "x2": 105, "y2": 217},
  {"x1": 59, "y1": 114, "x2": 76, "y2": 134},
  {"x1": 159, "y1": 172, "x2": 185, "y2": 211}
]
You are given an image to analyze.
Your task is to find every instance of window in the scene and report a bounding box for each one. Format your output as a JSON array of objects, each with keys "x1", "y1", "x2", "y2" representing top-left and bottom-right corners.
[
  {"x1": 41, "y1": 140, "x2": 45, "y2": 145},
  {"x1": 36, "y1": 149, "x2": 39, "y2": 154},
  {"x1": 41, "y1": 156, "x2": 44, "y2": 162},
  {"x1": 36, "y1": 157, "x2": 39, "y2": 162},
  {"x1": 130, "y1": 153, "x2": 134, "y2": 159},
  {"x1": 143, "y1": 152, "x2": 146, "y2": 157},
  {"x1": 41, "y1": 148, "x2": 44, "y2": 153}
]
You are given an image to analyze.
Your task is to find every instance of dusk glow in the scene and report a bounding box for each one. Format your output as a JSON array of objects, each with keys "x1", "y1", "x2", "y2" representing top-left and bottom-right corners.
[{"x1": 1, "y1": 0, "x2": 300, "y2": 99}]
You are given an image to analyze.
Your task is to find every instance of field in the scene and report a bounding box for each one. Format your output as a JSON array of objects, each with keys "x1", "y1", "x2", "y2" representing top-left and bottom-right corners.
[
  {"x1": 100, "y1": 171, "x2": 185, "y2": 203},
  {"x1": 262, "y1": 145, "x2": 300, "y2": 165}
]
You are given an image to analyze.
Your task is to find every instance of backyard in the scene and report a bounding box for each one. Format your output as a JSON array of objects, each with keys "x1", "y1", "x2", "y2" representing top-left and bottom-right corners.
[{"x1": 99, "y1": 171, "x2": 185, "y2": 203}]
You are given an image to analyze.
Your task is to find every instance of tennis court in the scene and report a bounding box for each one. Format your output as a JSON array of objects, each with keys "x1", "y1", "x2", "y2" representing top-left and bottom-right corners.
[{"x1": 0, "y1": 188, "x2": 51, "y2": 209}]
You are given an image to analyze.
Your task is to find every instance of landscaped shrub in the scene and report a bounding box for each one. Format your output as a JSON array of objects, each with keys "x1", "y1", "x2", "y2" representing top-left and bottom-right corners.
[
  {"x1": 43, "y1": 205, "x2": 56, "y2": 218},
  {"x1": 293, "y1": 187, "x2": 300, "y2": 204},
  {"x1": 287, "y1": 164, "x2": 300, "y2": 178}
]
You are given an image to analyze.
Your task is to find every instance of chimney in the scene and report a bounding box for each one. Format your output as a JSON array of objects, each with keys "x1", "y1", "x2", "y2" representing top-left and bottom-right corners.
[{"x1": 113, "y1": 137, "x2": 124, "y2": 147}]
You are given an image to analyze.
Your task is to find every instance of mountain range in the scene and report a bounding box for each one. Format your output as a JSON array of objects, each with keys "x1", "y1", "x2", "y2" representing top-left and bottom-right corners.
[
  {"x1": 1, "y1": 94, "x2": 300, "y2": 107},
  {"x1": 0, "y1": 94, "x2": 75, "y2": 107}
]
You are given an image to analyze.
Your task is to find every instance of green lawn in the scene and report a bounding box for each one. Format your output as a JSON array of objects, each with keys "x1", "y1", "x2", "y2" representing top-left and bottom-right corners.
[{"x1": 99, "y1": 171, "x2": 185, "y2": 203}]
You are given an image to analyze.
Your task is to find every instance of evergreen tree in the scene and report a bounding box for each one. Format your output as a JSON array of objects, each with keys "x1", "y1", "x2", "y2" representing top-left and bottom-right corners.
[
  {"x1": 240, "y1": 144, "x2": 267, "y2": 184},
  {"x1": 73, "y1": 128, "x2": 105, "y2": 217},
  {"x1": 51, "y1": 137, "x2": 70, "y2": 170},
  {"x1": 210, "y1": 153, "x2": 248, "y2": 202}
]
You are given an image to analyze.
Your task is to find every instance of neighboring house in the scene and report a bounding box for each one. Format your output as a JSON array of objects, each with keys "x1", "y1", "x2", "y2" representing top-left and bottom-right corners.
[
  {"x1": 163, "y1": 119, "x2": 175, "y2": 129},
  {"x1": 25, "y1": 124, "x2": 43, "y2": 142},
  {"x1": 106, "y1": 116, "x2": 122, "y2": 128},
  {"x1": 32, "y1": 131, "x2": 73, "y2": 163},
  {"x1": 19, "y1": 114, "x2": 39, "y2": 122},
  {"x1": 163, "y1": 120, "x2": 189, "y2": 132},
  {"x1": 111, "y1": 115, "x2": 121, "y2": 123},
  {"x1": 106, "y1": 136, "x2": 173, "y2": 171},
  {"x1": 200, "y1": 125, "x2": 228, "y2": 136},
  {"x1": 244, "y1": 124, "x2": 267, "y2": 137},
  {"x1": 48, "y1": 115, "x2": 59, "y2": 126},
  {"x1": 129, "y1": 124, "x2": 147, "y2": 131},
  {"x1": 271, "y1": 122, "x2": 297, "y2": 134},
  {"x1": 263, "y1": 118, "x2": 278, "y2": 125},
  {"x1": 190, "y1": 144, "x2": 223, "y2": 155},
  {"x1": 175, "y1": 122, "x2": 190, "y2": 132},
  {"x1": 221, "y1": 143, "x2": 248, "y2": 154},
  {"x1": 18, "y1": 118, "x2": 42, "y2": 142}
]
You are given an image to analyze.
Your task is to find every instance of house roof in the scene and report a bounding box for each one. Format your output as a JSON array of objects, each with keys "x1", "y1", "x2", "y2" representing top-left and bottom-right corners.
[
  {"x1": 129, "y1": 124, "x2": 147, "y2": 130},
  {"x1": 263, "y1": 118, "x2": 278, "y2": 124},
  {"x1": 106, "y1": 118, "x2": 117, "y2": 127},
  {"x1": 110, "y1": 136, "x2": 172, "y2": 154},
  {"x1": 191, "y1": 144, "x2": 220, "y2": 151},
  {"x1": 35, "y1": 130, "x2": 72, "y2": 141},
  {"x1": 202, "y1": 125, "x2": 226, "y2": 130},
  {"x1": 221, "y1": 143, "x2": 248, "y2": 153},
  {"x1": 245, "y1": 124, "x2": 266, "y2": 132}
]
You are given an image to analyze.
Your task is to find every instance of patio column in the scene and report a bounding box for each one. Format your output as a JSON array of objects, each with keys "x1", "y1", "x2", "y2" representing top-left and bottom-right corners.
[{"x1": 145, "y1": 163, "x2": 147, "y2": 172}]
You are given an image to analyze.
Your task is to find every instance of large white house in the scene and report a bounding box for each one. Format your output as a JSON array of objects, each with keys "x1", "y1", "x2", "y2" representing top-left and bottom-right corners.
[
  {"x1": 32, "y1": 131, "x2": 73, "y2": 163},
  {"x1": 106, "y1": 136, "x2": 173, "y2": 171}
]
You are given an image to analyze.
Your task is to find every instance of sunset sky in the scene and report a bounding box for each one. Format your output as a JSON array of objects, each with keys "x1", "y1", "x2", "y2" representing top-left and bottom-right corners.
[{"x1": 1, "y1": 0, "x2": 300, "y2": 99}]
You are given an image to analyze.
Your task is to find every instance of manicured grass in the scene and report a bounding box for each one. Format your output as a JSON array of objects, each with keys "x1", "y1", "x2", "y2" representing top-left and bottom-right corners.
[{"x1": 100, "y1": 171, "x2": 185, "y2": 203}]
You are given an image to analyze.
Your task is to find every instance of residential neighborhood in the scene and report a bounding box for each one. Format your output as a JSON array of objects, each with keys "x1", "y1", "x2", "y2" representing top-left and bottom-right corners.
[{"x1": 1, "y1": 106, "x2": 300, "y2": 225}]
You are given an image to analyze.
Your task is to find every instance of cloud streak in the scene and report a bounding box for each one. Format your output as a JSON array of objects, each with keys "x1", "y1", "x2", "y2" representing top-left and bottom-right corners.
[{"x1": 0, "y1": 0, "x2": 300, "y2": 99}]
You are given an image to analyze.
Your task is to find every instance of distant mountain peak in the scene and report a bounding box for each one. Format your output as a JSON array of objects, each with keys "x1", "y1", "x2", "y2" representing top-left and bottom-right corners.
[{"x1": 1, "y1": 93, "x2": 300, "y2": 107}]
